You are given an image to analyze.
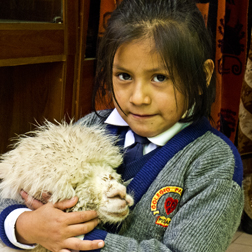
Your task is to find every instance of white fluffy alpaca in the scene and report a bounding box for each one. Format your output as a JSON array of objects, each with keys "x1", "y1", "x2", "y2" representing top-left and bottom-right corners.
[{"x1": 0, "y1": 119, "x2": 133, "y2": 252}]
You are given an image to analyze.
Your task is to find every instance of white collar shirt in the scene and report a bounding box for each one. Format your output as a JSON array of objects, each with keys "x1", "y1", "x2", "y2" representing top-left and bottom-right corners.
[{"x1": 105, "y1": 109, "x2": 190, "y2": 155}]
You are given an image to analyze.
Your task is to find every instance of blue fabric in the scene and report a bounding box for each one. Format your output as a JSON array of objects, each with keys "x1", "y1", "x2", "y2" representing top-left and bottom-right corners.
[
  {"x1": 105, "y1": 124, "x2": 128, "y2": 148},
  {"x1": 106, "y1": 124, "x2": 159, "y2": 180},
  {"x1": 124, "y1": 132, "x2": 150, "y2": 164},
  {"x1": 83, "y1": 229, "x2": 107, "y2": 252},
  {"x1": 121, "y1": 147, "x2": 160, "y2": 181},
  {"x1": 0, "y1": 204, "x2": 27, "y2": 249}
]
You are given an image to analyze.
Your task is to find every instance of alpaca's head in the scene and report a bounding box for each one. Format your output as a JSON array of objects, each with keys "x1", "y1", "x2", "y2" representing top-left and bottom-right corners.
[
  {"x1": 71, "y1": 164, "x2": 134, "y2": 224},
  {"x1": 0, "y1": 120, "x2": 134, "y2": 224}
]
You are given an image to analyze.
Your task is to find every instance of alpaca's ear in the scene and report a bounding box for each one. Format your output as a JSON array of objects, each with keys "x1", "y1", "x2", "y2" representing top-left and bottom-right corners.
[{"x1": 0, "y1": 163, "x2": 12, "y2": 179}]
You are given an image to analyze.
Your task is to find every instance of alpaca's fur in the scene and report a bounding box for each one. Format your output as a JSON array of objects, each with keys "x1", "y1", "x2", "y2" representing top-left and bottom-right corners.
[{"x1": 0, "y1": 119, "x2": 134, "y2": 252}]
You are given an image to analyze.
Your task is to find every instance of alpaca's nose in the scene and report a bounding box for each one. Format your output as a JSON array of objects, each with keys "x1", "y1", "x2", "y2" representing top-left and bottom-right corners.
[
  {"x1": 125, "y1": 194, "x2": 134, "y2": 206},
  {"x1": 107, "y1": 184, "x2": 127, "y2": 200}
]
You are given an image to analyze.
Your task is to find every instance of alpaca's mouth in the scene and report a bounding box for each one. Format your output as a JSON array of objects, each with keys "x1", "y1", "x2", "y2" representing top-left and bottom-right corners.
[
  {"x1": 110, "y1": 208, "x2": 129, "y2": 217},
  {"x1": 100, "y1": 206, "x2": 129, "y2": 219}
]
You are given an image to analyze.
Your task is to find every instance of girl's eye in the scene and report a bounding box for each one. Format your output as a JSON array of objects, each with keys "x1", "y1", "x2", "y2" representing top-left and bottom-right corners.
[
  {"x1": 153, "y1": 74, "x2": 167, "y2": 82},
  {"x1": 118, "y1": 73, "x2": 132, "y2": 81}
]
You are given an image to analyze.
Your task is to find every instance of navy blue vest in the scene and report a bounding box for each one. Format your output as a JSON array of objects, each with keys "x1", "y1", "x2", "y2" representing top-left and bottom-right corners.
[
  {"x1": 106, "y1": 124, "x2": 160, "y2": 181},
  {"x1": 104, "y1": 124, "x2": 159, "y2": 233}
]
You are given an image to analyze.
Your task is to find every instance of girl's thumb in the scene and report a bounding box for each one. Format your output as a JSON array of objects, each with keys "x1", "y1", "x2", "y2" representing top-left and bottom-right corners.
[{"x1": 54, "y1": 196, "x2": 78, "y2": 210}]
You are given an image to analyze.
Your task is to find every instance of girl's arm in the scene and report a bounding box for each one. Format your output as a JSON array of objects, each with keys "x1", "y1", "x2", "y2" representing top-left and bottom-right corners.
[
  {"x1": 0, "y1": 195, "x2": 104, "y2": 252},
  {"x1": 16, "y1": 198, "x2": 104, "y2": 252}
]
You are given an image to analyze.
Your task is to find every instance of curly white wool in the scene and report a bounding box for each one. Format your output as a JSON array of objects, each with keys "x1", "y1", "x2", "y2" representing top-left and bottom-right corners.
[{"x1": 0, "y1": 120, "x2": 133, "y2": 225}]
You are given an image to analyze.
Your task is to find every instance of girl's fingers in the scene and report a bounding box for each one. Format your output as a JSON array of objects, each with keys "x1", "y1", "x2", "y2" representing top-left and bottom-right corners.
[
  {"x1": 28, "y1": 198, "x2": 44, "y2": 210},
  {"x1": 59, "y1": 249, "x2": 71, "y2": 252},
  {"x1": 54, "y1": 197, "x2": 79, "y2": 210},
  {"x1": 67, "y1": 218, "x2": 99, "y2": 237},
  {"x1": 56, "y1": 208, "x2": 98, "y2": 226},
  {"x1": 40, "y1": 191, "x2": 52, "y2": 203},
  {"x1": 20, "y1": 190, "x2": 43, "y2": 210},
  {"x1": 20, "y1": 189, "x2": 31, "y2": 203},
  {"x1": 64, "y1": 238, "x2": 105, "y2": 251}
]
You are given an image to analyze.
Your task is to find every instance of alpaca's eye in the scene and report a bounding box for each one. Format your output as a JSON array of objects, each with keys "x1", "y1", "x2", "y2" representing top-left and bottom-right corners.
[{"x1": 109, "y1": 175, "x2": 114, "y2": 180}]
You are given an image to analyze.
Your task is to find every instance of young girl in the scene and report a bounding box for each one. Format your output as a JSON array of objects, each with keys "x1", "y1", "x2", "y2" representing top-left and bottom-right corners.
[{"x1": 0, "y1": 0, "x2": 243, "y2": 251}]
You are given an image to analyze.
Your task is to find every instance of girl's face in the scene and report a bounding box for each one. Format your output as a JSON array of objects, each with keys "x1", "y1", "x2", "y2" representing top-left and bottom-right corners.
[{"x1": 112, "y1": 38, "x2": 187, "y2": 137}]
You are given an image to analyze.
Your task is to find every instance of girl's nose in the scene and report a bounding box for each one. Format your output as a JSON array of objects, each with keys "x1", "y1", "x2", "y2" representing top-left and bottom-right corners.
[{"x1": 129, "y1": 81, "x2": 151, "y2": 105}]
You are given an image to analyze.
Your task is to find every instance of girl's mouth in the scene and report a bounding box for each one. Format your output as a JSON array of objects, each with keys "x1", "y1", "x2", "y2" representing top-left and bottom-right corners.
[{"x1": 130, "y1": 113, "x2": 155, "y2": 119}]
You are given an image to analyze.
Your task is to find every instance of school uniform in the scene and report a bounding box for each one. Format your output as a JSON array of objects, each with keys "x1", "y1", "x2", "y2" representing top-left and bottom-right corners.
[
  {"x1": 0, "y1": 109, "x2": 243, "y2": 252},
  {"x1": 80, "y1": 109, "x2": 243, "y2": 252}
]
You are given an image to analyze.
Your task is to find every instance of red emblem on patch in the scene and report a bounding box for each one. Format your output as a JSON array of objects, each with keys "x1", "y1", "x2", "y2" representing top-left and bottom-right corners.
[{"x1": 164, "y1": 197, "x2": 178, "y2": 215}]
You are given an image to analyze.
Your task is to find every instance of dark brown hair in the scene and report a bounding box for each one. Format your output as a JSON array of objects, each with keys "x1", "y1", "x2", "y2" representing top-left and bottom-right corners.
[{"x1": 92, "y1": 0, "x2": 216, "y2": 122}]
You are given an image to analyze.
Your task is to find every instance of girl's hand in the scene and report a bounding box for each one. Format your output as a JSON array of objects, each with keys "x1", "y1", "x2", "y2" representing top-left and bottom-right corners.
[
  {"x1": 20, "y1": 190, "x2": 48, "y2": 209},
  {"x1": 16, "y1": 197, "x2": 104, "y2": 252}
]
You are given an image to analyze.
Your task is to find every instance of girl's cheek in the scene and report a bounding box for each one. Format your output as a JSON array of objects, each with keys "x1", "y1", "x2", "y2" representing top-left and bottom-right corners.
[{"x1": 113, "y1": 86, "x2": 126, "y2": 99}]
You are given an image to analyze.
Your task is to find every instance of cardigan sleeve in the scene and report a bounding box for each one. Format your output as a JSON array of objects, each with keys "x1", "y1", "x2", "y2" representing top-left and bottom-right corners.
[{"x1": 0, "y1": 198, "x2": 28, "y2": 249}]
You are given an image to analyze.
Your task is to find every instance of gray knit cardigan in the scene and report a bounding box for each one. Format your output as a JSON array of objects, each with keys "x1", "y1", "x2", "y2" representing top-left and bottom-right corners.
[{"x1": 0, "y1": 110, "x2": 244, "y2": 252}]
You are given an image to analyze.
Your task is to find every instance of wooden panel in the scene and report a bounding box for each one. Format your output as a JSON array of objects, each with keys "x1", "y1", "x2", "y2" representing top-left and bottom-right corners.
[
  {"x1": 61, "y1": 0, "x2": 79, "y2": 118},
  {"x1": 0, "y1": 23, "x2": 63, "y2": 30},
  {"x1": 74, "y1": 0, "x2": 92, "y2": 120},
  {"x1": 0, "y1": 0, "x2": 62, "y2": 22},
  {"x1": 75, "y1": 59, "x2": 95, "y2": 119},
  {"x1": 0, "y1": 55, "x2": 66, "y2": 67},
  {"x1": 0, "y1": 0, "x2": 80, "y2": 155},
  {"x1": 63, "y1": 55, "x2": 76, "y2": 119},
  {"x1": 0, "y1": 62, "x2": 65, "y2": 154},
  {"x1": 0, "y1": 29, "x2": 64, "y2": 59},
  {"x1": 64, "y1": 0, "x2": 78, "y2": 55}
]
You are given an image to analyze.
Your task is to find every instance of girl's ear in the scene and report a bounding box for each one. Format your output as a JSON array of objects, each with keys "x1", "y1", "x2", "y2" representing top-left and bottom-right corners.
[{"x1": 203, "y1": 59, "x2": 214, "y2": 87}]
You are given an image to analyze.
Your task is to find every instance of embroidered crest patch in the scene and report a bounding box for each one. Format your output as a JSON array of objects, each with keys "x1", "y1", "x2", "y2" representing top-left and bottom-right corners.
[
  {"x1": 164, "y1": 197, "x2": 178, "y2": 215},
  {"x1": 151, "y1": 186, "x2": 183, "y2": 227}
]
